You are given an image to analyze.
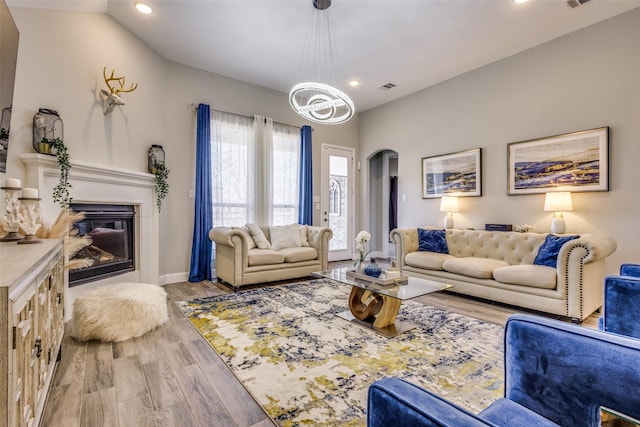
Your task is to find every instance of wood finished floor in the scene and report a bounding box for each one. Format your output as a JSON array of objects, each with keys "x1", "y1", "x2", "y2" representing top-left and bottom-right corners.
[{"x1": 41, "y1": 262, "x2": 600, "y2": 427}]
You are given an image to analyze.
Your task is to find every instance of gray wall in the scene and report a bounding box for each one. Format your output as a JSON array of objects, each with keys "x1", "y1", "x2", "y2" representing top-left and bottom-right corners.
[
  {"x1": 3, "y1": 7, "x2": 359, "y2": 282},
  {"x1": 359, "y1": 8, "x2": 640, "y2": 275}
]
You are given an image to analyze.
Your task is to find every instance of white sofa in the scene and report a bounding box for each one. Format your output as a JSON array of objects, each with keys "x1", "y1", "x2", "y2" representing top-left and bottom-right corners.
[
  {"x1": 391, "y1": 228, "x2": 617, "y2": 321},
  {"x1": 209, "y1": 225, "x2": 332, "y2": 290}
]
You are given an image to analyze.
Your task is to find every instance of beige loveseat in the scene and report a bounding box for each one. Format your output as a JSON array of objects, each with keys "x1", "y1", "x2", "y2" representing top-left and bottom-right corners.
[
  {"x1": 391, "y1": 228, "x2": 617, "y2": 321},
  {"x1": 210, "y1": 225, "x2": 332, "y2": 290}
]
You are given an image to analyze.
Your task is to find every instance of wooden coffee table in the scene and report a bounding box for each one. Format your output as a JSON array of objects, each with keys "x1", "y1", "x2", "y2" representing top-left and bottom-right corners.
[{"x1": 313, "y1": 268, "x2": 453, "y2": 338}]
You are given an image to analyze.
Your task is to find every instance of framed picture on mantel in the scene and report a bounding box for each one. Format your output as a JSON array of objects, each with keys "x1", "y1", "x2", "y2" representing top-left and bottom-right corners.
[
  {"x1": 421, "y1": 148, "x2": 482, "y2": 198},
  {"x1": 507, "y1": 127, "x2": 609, "y2": 195}
]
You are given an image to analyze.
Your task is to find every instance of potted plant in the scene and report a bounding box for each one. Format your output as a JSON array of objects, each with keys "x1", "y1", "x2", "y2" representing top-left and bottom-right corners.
[
  {"x1": 43, "y1": 137, "x2": 72, "y2": 208},
  {"x1": 152, "y1": 160, "x2": 169, "y2": 212}
]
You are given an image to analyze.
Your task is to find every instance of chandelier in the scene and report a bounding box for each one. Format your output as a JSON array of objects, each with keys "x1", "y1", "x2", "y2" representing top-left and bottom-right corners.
[{"x1": 289, "y1": 0, "x2": 355, "y2": 125}]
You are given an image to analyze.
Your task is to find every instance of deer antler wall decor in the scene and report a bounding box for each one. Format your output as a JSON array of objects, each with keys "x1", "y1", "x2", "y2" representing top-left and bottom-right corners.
[{"x1": 100, "y1": 67, "x2": 138, "y2": 116}]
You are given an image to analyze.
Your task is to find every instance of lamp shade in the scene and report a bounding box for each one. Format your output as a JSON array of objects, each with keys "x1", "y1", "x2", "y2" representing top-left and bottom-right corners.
[
  {"x1": 440, "y1": 196, "x2": 459, "y2": 213},
  {"x1": 544, "y1": 192, "x2": 573, "y2": 212}
]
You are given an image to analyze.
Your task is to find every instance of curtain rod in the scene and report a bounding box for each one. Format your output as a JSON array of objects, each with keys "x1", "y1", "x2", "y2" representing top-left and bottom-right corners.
[{"x1": 187, "y1": 103, "x2": 307, "y2": 130}]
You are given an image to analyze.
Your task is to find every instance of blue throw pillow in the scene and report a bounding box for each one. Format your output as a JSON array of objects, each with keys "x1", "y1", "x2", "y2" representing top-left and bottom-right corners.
[
  {"x1": 534, "y1": 234, "x2": 580, "y2": 268},
  {"x1": 418, "y1": 228, "x2": 449, "y2": 254}
]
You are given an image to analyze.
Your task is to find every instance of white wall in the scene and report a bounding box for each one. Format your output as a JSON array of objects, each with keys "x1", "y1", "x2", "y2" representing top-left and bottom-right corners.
[
  {"x1": 3, "y1": 7, "x2": 359, "y2": 282},
  {"x1": 359, "y1": 8, "x2": 640, "y2": 275},
  {"x1": 5, "y1": 8, "x2": 167, "y2": 175}
]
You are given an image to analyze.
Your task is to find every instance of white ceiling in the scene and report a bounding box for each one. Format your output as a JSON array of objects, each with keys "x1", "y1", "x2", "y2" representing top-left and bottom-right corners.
[{"x1": 9, "y1": 0, "x2": 640, "y2": 112}]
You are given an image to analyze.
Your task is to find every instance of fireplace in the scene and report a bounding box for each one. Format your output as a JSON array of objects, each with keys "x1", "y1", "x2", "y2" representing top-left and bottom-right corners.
[
  {"x1": 69, "y1": 204, "x2": 136, "y2": 286},
  {"x1": 20, "y1": 153, "x2": 159, "y2": 321}
]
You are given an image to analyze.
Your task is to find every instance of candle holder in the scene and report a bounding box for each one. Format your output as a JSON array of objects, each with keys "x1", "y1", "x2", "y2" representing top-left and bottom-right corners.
[
  {"x1": 0, "y1": 185, "x2": 23, "y2": 242},
  {"x1": 18, "y1": 196, "x2": 42, "y2": 244}
]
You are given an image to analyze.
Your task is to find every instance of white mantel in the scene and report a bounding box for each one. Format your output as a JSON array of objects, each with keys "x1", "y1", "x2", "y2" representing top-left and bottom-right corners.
[{"x1": 20, "y1": 153, "x2": 159, "y2": 320}]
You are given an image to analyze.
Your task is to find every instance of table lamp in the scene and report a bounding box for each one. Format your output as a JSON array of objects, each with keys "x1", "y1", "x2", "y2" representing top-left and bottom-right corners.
[
  {"x1": 440, "y1": 196, "x2": 459, "y2": 229},
  {"x1": 544, "y1": 192, "x2": 573, "y2": 234}
]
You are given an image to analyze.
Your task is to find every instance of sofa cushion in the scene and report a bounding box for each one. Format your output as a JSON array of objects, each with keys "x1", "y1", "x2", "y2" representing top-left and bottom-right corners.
[
  {"x1": 269, "y1": 224, "x2": 302, "y2": 250},
  {"x1": 247, "y1": 249, "x2": 285, "y2": 266},
  {"x1": 442, "y1": 257, "x2": 509, "y2": 279},
  {"x1": 231, "y1": 226, "x2": 256, "y2": 250},
  {"x1": 299, "y1": 225, "x2": 311, "y2": 247},
  {"x1": 279, "y1": 247, "x2": 318, "y2": 263},
  {"x1": 246, "y1": 223, "x2": 271, "y2": 249},
  {"x1": 493, "y1": 265, "x2": 557, "y2": 289},
  {"x1": 418, "y1": 228, "x2": 449, "y2": 254},
  {"x1": 534, "y1": 234, "x2": 579, "y2": 268},
  {"x1": 405, "y1": 251, "x2": 453, "y2": 270}
]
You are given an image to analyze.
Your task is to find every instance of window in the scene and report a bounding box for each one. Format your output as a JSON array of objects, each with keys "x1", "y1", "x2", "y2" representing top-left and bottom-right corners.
[
  {"x1": 272, "y1": 123, "x2": 300, "y2": 225},
  {"x1": 211, "y1": 111, "x2": 254, "y2": 226},
  {"x1": 211, "y1": 112, "x2": 300, "y2": 227},
  {"x1": 329, "y1": 179, "x2": 340, "y2": 215}
]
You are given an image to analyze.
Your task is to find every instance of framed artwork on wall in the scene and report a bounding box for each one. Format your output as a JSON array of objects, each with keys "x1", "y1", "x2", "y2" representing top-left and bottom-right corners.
[
  {"x1": 421, "y1": 148, "x2": 482, "y2": 198},
  {"x1": 507, "y1": 127, "x2": 609, "y2": 195}
]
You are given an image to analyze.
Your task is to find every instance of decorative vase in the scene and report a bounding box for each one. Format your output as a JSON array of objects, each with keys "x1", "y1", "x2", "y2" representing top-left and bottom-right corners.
[
  {"x1": 355, "y1": 262, "x2": 366, "y2": 274},
  {"x1": 365, "y1": 258, "x2": 382, "y2": 278}
]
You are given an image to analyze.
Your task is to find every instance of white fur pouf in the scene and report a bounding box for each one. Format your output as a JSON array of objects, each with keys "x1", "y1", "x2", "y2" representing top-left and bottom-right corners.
[{"x1": 71, "y1": 282, "x2": 168, "y2": 342}]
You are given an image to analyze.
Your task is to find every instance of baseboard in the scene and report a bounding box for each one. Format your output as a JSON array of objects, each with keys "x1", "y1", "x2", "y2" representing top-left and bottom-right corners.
[{"x1": 160, "y1": 272, "x2": 189, "y2": 285}]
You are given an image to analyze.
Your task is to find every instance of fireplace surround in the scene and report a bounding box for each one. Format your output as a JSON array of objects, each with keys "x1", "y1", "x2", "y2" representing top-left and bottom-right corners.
[{"x1": 20, "y1": 153, "x2": 159, "y2": 320}]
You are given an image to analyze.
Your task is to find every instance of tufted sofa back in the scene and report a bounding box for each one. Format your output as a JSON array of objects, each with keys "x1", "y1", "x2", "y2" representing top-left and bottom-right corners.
[{"x1": 445, "y1": 229, "x2": 547, "y2": 265}]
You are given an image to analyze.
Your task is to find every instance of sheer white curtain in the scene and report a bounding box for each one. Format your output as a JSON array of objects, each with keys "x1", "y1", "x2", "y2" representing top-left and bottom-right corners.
[
  {"x1": 272, "y1": 122, "x2": 301, "y2": 225},
  {"x1": 253, "y1": 115, "x2": 273, "y2": 225},
  {"x1": 211, "y1": 111, "x2": 254, "y2": 226},
  {"x1": 211, "y1": 111, "x2": 300, "y2": 227}
]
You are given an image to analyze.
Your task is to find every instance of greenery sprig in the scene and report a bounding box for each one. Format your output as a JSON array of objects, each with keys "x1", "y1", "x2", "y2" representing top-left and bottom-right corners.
[
  {"x1": 44, "y1": 137, "x2": 72, "y2": 208},
  {"x1": 153, "y1": 160, "x2": 169, "y2": 212},
  {"x1": 0, "y1": 127, "x2": 8, "y2": 140}
]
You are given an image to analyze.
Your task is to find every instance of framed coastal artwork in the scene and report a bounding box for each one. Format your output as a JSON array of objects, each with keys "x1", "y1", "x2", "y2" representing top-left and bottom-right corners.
[
  {"x1": 507, "y1": 127, "x2": 609, "y2": 195},
  {"x1": 421, "y1": 148, "x2": 482, "y2": 198}
]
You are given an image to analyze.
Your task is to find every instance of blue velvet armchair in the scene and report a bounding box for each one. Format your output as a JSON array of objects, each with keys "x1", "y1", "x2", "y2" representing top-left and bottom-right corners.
[
  {"x1": 367, "y1": 314, "x2": 640, "y2": 427},
  {"x1": 599, "y1": 264, "x2": 640, "y2": 339}
]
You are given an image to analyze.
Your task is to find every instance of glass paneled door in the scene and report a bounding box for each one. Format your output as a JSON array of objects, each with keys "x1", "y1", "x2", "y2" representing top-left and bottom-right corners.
[{"x1": 321, "y1": 144, "x2": 354, "y2": 261}]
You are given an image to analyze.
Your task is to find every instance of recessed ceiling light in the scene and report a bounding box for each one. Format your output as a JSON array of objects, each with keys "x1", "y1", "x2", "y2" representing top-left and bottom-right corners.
[
  {"x1": 349, "y1": 80, "x2": 360, "y2": 87},
  {"x1": 514, "y1": 0, "x2": 528, "y2": 3},
  {"x1": 134, "y1": 1, "x2": 154, "y2": 14}
]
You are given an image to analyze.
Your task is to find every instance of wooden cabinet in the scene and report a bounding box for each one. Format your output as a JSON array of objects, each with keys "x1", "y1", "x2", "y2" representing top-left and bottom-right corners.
[{"x1": 1, "y1": 240, "x2": 64, "y2": 427}]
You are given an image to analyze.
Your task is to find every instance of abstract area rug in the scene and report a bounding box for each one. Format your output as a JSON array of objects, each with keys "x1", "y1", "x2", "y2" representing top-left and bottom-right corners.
[{"x1": 176, "y1": 280, "x2": 504, "y2": 426}]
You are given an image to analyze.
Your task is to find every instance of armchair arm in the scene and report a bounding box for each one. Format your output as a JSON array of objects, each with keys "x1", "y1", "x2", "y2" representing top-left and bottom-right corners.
[
  {"x1": 209, "y1": 227, "x2": 252, "y2": 251},
  {"x1": 504, "y1": 314, "x2": 640, "y2": 427},
  {"x1": 600, "y1": 275, "x2": 640, "y2": 338},
  {"x1": 620, "y1": 263, "x2": 640, "y2": 277},
  {"x1": 557, "y1": 233, "x2": 617, "y2": 265},
  {"x1": 209, "y1": 227, "x2": 253, "y2": 285},
  {"x1": 556, "y1": 234, "x2": 617, "y2": 320},
  {"x1": 368, "y1": 378, "x2": 495, "y2": 427},
  {"x1": 390, "y1": 228, "x2": 419, "y2": 268},
  {"x1": 209, "y1": 227, "x2": 233, "y2": 246},
  {"x1": 307, "y1": 226, "x2": 332, "y2": 270}
]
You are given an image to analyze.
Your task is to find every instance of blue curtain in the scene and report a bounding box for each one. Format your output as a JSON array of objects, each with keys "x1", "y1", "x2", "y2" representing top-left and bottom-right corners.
[
  {"x1": 188, "y1": 104, "x2": 213, "y2": 282},
  {"x1": 298, "y1": 125, "x2": 313, "y2": 225}
]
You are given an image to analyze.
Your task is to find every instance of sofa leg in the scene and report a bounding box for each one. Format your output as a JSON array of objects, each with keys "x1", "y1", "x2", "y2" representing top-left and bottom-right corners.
[{"x1": 215, "y1": 278, "x2": 239, "y2": 293}]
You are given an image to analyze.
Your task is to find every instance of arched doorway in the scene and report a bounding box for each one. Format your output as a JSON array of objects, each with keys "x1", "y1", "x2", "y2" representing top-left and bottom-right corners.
[{"x1": 368, "y1": 149, "x2": 398, "y2": 260}]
